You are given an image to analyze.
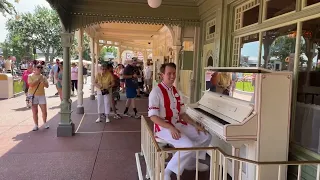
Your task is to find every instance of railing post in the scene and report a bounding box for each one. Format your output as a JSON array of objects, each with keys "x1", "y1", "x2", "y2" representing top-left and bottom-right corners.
[
  {"x1": 317, "y1": 164, "x2": 320, "y2": 180},
  {"x1": 255, "y1": 165, "x2": 260, "y2": 180},
  {"x1": 297, "y1": 165, "x2": 302, "y2": 180},
  {"x1": 196, "y1": 151, "x2": 199, "y2": 180},
  {"x1": 277, "y1": 165, "x2": 282, "y2": 180}
]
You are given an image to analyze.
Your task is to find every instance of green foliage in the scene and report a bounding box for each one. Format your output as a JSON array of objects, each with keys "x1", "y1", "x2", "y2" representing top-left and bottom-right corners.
[
  {"x1": 0, "y1": 0, "x2": 16, "y2": 16},
  {"x1": 71, "y1": 33, "x2": 91, "y2": 60},
  {"x1": 100, "y1": 46, "x2": 117, "y2": 60},
  {"x1": 5, "y1": 6, "x2": 62, "y2": 61},
  {"x1": 269, "y1": 35, "x2": 306, "y2": 63}
]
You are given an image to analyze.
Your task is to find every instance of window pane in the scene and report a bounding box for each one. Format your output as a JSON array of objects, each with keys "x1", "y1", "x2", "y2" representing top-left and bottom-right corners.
[
  {"x1": 294, "y1": 17, "x2": 320, "y2": 154},
  {"x1": 261, "y1": 24, "x2": 297, "y2": 71},
  {"x1": 242, "y1": 6, "x2": 259, "y2": 27},
  {"x1": 266, "y1": 0, "x2": 296, "y2": 19},
  {"x1": 306, "y1": 0, "x2": 320, "y2": 6},
  {"x1": 240, "y1": 33, "x2": 260, "y2": 67}
]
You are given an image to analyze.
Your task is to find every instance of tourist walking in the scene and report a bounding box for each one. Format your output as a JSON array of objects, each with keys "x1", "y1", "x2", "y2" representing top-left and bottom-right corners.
[
  {"x1": 95, "y1": 63, "x2": 115, "y2": 123},
  {"x1": 123, "y1": 58, "x2": 140, "y2": 118},
  {"x1": 83, "y1": 65, "x2": 88, "y2": 84},
  {"x1": 144, "y1": 62, "x2": 152, "y2": 94},
  {"x1": 22, "y1": 64, "x2": 33, "y2": 108},
  {"x1": 71, "y1": 63, "x2": 78, "y2": 96},
  {"x1": 56, "y1": 62, "x2": 63, "y2": 101},
  {"x1": 28, "y1": 64, "x2": 49, "y2": 131}
]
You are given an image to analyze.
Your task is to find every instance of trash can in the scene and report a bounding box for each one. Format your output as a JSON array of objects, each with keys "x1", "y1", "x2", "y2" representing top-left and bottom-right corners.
[{"x1": 0, "y1": 73, "x2": 13, "y2": 99}]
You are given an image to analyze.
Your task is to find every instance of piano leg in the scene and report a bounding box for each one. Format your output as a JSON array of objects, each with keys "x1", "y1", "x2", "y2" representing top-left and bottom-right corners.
[{"x1": 232, "y1": 147, "x2": 240, "y2": 180}]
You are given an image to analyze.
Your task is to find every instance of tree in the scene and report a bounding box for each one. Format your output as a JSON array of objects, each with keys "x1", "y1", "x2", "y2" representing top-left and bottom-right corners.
[
  {"x1": 269, "y1": 35, "x2": 306, "y2": 63},
  {"x1": 100, "y1": 46, "x2": 117, "y2": 60},
  {"x1": 0, "y1": 0, "x2": 16, "y2": 16},
  {"x1": 71, "y1": 33, "x2": 91, "y2": 60},
  {"x1": 5, "y1": 6, "x2": 62, "y2": 61}
]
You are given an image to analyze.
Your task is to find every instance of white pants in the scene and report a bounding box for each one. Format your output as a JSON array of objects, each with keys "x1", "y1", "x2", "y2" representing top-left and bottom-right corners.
[
  {"x1": 156, "y1": 123, "x2": 212, "y2": 175},
  {"x1": 97, "y1": 91, "x2": 111, "y2": 115}
]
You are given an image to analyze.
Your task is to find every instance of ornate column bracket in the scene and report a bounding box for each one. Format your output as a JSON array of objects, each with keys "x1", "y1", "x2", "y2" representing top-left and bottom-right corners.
[
  {"x1": 61, "y1": 33, "x2": 74, "y2": 48},
  {"x1": 58, "y1": 32, "x2": 75, "y2": 137}
]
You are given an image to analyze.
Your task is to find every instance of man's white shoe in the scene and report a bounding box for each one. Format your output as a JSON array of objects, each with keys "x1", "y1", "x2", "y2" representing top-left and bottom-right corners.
[
  {"x1": 185, "y1": 162, "x2": 209, "y2": 172},
  {"x1": 95, "y1": 118, "x2": 101, "y2": 123},
  {"x1": 105, "y1": 118, "x2": 110, "y2": 123}
]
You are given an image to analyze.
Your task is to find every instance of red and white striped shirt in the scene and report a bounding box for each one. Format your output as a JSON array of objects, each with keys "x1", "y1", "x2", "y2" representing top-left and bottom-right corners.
[{"x1": 148, "y1": 82, "x2": 187, "y2": 132}]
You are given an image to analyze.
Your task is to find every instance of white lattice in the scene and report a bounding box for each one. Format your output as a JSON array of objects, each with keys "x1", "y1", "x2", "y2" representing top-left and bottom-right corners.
[
  {"x1": 234, "y1": 0, "x2": 260, "y2": 31},
  {"x1": 206, "y1": 18, "x2": 216, "y2": 41},
  {"x1": 232, "y1": 37, "x2": 240, "y2": 67}
]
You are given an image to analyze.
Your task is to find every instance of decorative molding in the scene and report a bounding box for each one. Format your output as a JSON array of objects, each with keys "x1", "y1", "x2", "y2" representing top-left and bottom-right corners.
[
  {"x1": 69, "y1": 14, "x2": 200, "y2": 31},
  {"x1": 61, "y1": 33, "x2": 74, "y2": 48}
]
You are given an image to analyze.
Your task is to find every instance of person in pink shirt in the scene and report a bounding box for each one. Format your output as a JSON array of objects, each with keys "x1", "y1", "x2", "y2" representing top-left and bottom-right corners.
[
  {"x1": 22, "y1": 64, "x2": 33, "y2": 108},
  {"x1": 71, "y1": 63, "x2": 78, "y2": 96}
]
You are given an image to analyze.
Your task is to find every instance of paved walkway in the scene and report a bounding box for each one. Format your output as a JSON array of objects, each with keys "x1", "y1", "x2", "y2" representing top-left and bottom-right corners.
[{"x1": 0, "y1": 82, "x2": 148, "y2": 180}]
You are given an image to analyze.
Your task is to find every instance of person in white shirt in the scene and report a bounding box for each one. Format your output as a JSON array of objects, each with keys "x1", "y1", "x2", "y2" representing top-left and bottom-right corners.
[
  {"x1": 148, "y1": 62, "x2": 211, "y2": 180},
  {"x1": 144, "y1": 62, "x2": 152, "y2": 94}
]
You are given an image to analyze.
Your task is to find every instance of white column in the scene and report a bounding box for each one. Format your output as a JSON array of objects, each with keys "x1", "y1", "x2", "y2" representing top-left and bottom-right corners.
[
  {"x1": 173, "y1": 45, "x2": 182, "y2": 88},
  {"x1": 190, "y1": 26, "x2": 200, "y2": 104},
  {"x1": 94, "y1": 41, "x2": 99, "y2": 77},
  {"x1": 117, "y1": 47, "x2": 121, "y2": 64},
  {"x1": 76, "y1": 29, "x2": 84, "y2": 114},
  {"x1": 57, "y1": 32, "x2": 74, "y2": 137},
  {"x1": 90, "y1": 37, "x2": 96, "y2": 100}
]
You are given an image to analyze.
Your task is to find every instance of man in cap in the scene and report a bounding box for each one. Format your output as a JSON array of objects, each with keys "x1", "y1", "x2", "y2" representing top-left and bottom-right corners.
[{"x1": 122, "y1": 57, "x2": 140, "y2": 118}]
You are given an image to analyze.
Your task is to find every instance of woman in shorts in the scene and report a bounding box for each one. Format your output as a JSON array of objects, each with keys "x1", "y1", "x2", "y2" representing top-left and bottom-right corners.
[{"x1": 28, "y1": 64, "x2": 49, "y2": 131}]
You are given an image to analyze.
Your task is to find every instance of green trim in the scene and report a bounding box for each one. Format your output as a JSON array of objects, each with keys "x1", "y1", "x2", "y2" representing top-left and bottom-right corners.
[{"x1": 290, "y1": 143, "x2": 320, "y2": 160}]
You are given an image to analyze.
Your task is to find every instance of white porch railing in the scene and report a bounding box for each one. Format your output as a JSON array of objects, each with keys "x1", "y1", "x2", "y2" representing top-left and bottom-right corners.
[{"x1": 136, "y1": 116, "x2": 320, "y2": 180}]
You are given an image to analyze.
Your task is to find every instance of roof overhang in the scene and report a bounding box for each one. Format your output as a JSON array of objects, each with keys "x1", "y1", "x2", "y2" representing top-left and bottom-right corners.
[{"x1": 46, "y1": 0, "x2": 200, "y2": 31}]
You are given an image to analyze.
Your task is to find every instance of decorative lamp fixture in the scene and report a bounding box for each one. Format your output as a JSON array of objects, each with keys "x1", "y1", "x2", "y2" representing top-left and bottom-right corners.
[{"x1": 148, "y1": 0, "x2": 162, "y2": 8}]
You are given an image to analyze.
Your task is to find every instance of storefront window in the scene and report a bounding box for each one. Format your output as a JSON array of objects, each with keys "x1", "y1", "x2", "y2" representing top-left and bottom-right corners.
[
  {"x1": 240, "y1": 33, "x2": 260, "y2": 67},
  {"x1": 293, "y1": 17, "x2": 320, "y2": 154},
  {"x1": 265, "y1": 0, "x2": 296, "y2": 19},
  {"x1": 261, "y1": 24, "x2": 297, "y2": 71},
  {"x1": 306, "y1": 0, "x2": 320, "y2": 6},
  {"x1": 234, "y1": 0, "x2": 260, "y2": 30}
]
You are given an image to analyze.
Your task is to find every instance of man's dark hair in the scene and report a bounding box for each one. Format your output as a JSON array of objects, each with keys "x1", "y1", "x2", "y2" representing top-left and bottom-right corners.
[
  {"x1": 106, "y1": 63, "x2": 113, "y2": 69},
  {"x1": 160, "y1": 63, "x2": 176, "y2": 74}
]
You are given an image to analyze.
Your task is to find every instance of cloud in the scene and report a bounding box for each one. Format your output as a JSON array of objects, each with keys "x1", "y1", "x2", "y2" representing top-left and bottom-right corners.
[{"x1": 0, "y1": 0, "x2": 51, "y2": 42}]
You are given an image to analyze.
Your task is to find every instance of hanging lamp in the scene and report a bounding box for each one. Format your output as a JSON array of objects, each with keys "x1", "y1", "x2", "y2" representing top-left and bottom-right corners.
[{"x1": 148, "y1": 0, "x2": 162, "y2": 8}]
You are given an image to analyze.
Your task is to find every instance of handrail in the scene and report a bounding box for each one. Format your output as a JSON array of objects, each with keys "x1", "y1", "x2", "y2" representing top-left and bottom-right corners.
[
  {"x1": 141, "y1": 116, "x2": 162, "y2": 152},
  {"x1": 141, "y1": 117, "x2": 320, "y2": 166}
]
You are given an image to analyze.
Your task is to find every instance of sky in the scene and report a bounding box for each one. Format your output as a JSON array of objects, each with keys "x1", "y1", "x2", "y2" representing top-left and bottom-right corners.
[{"x1": 0, "y1": 0, "x2": 51, "y2": 42}]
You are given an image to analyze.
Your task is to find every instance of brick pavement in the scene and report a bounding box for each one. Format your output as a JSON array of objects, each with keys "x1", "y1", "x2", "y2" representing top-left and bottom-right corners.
[
  {"x1": 0, "y1": 82, "x2": 147, "y2": 180},
  {"x1": 0, "y1": 82, "x2": 217, "y2": 180}
]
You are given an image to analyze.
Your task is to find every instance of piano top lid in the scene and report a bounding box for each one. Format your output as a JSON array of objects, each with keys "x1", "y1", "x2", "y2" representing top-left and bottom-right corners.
[{"x1": 204, "y1": 67, "x2": 273, "y2": 73}]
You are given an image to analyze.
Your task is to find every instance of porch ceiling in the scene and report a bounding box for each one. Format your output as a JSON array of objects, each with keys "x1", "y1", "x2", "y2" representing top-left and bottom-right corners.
[
  {"x1": 86, "y1": 22, "x2": 163, "y2": 49},
  {"x1": 46, "y1": 0, "x2": 200, "y2": 31}
]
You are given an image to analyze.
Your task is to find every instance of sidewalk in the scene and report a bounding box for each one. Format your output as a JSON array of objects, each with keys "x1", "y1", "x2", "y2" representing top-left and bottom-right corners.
[{"x1": 0, "y1": 83, "x2": 148, "y2": 180}]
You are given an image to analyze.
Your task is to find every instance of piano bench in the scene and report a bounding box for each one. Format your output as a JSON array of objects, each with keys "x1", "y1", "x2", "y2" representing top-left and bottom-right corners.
[{"x1": 155, "y1": 137, "x2": 174, "y2": 149}]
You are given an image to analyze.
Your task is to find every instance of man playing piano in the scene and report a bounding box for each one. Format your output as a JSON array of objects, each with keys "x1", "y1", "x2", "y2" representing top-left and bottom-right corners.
[{"x1": 148, "y1": 63, "x2": 212, "y2": 180}]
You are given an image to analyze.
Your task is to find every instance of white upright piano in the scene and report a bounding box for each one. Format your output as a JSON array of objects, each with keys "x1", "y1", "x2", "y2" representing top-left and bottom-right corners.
[{"x1": 186, "y1": 67, "x2": 292, "y2": 180}]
